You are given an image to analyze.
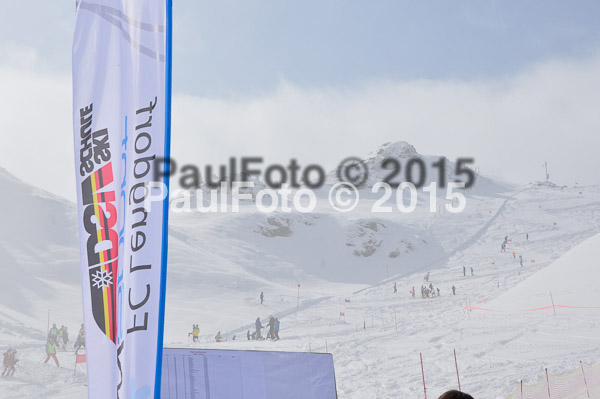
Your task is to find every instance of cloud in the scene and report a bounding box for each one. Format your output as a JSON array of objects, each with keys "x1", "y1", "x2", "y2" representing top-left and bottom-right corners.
[
  {"x1": 0, "y1": 66, "x2": 73, "y2": 199},
  {"x1": 171, "y1": 54, "x2": 600, "y2": 187},
  {"x1": 0, "y1": 43, "x2": 40, "y2": 69},
  {"x1": 1, "y1": 53, "x2": 599, "y2": 201}
]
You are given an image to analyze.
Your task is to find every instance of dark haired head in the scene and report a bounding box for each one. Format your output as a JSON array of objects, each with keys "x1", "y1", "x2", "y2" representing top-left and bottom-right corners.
[{"x1": 438, "y1": 390, "x2": 474, "y2": 399}]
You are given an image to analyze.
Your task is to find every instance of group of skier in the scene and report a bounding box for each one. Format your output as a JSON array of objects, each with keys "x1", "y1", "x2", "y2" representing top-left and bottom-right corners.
[
  {"x1": 251, "y1": 316, "x2": 280, "y2": 341},
  {"x1": 404, "y1": 282, "x2": 456, "y2": 298},
  {"x1": 42, "y1": 323, "x2": 85, "y2": 367},
  {"x1": 420, "y1": 283, "x2": 441, "y2": 298},
  {"x1": 1, "y1": 348, "x2": 18, "y2": 377},
  {"x1": 501, "y1": 235, "x2": 527, "y2": 267},
  {"x1": 397, "y1": 234, "x2": 533, "y2": 301},
  {"x1": 188, "y1": 314, "x2": 282, "y2": 344},
  {"x1": 47, "y1": 323, "x2": 70, "y2": 351}
]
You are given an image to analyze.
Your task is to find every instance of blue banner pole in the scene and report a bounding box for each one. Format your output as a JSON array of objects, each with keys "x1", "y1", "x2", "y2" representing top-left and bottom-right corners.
[{"x1": 154, "y1": 0, "x2": 173, "y2": 397}]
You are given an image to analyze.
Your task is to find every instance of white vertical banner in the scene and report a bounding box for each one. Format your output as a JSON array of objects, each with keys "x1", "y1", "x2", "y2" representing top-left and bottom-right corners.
[{"x1": 72, "y1": 1, "x2": 172, "y2": 398}]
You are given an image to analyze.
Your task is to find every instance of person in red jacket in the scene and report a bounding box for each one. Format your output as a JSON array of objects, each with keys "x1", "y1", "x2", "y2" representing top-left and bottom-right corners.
[{"x1": 2, "y1": 348, "x2": 17, "y2": 377}]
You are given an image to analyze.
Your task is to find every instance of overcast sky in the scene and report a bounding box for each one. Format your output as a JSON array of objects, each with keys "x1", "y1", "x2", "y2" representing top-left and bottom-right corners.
[{"x1": 1, "y1": 1, "x2": 600, "y2": 200}]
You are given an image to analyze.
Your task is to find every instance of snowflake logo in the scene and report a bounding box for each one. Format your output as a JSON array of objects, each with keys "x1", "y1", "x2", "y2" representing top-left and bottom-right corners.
[{"x1": 92, "y1": 269, "x2": 113, "y2": 290}]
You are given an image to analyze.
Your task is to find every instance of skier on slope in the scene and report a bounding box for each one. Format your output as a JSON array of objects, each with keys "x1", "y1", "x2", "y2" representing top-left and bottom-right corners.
[
  {"x1": 274, "y1": 318, "x2": 280, "y2": 341},
  {"x1": 266, "y1": 316, "x2": 276, "y2": 341},
  {"x1": 470, "y1": 267, "x2": 474, "y2": 276},
  {"x1": 7, "y1": 349, "x2": 17, "y2": 376},
  {"x1": 247, "y1": 330, "x2": 251, "y2": 340},
  {"x1": 61, "y1": 326, "x2": 69, "y2": 349},
  {"x1": 260, "y1": 291, "x2": 264, "y2": 305},
  {"x1": 48, "y1": 323, "x2": 59, "y2": 341},
  {"x1": 57, "y1": 326, "x2": 64, "y2": 350},
  {"x1": 463, "y1": 266, "x2": 466, "y2": 277},
  {"x1": 255, "y1": 317, "x2": 263, "y2": 340},
  {"x1": 57, "y1": 325, "x2": 69, "y2": 350},
  {"x1": 191, "y1": 324, "x2": 200, "y2": 343},
  {"x1": 1, "y1": 349, "x2": 9, "y2": 377},
  {"x1": 437, "y1": 288, "x2": 440, "y2": 296},
  {"x1": 410, "y1": 286, "x2": 415, "y2": 298},
  {"x1": 215, "y1": 331, "x2": 222, "y2": 342},
  {"x1": 519, "y1": 255, "x2": 523, "y2": 267},
  {"x1": 1, "y1": 348, "x2": 16, "y2": 377},
  {"x1": 452, "y1": 285, "x2": 456, "y2": 295},
  {"x1": 393, "y1": 282, "x2": 397, "y2": 294},
  {"x1": 74, "y1": 324, "x2": 85, "y2": 354},
  {"x1": 44, "y1": 337, "x2": 60, "y2": 367}
]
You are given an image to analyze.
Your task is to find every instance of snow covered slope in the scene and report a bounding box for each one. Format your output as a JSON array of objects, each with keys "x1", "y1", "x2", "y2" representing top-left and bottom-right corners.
[
  {"x1": 187, "y1": 182, "x2": 600, "y2": 399},
  {"x1": 1, "y1": 143, "x2": 600, "y2": 398},
  {"x1": 0, "y1": 167, "x2": 81, "y2": 344},
  {"x1": 489, "y1": 233, "x2": 600, "y2": 312}
]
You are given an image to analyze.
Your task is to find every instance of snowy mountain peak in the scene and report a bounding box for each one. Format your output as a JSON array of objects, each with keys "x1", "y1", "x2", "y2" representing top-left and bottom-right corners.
[{"x1": 366, "y1": 141, "x2": 419, "y2": 161}]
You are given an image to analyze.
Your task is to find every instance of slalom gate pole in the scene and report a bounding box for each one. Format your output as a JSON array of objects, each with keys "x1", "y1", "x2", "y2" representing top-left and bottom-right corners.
[
  {"x1": 580, "y1": 361, "x2": 591, "y2": 399},
  {"x1": 454, "y1": 349, "x2": 462, "y2": 391},
  {"x1": 545, "y1": 368, "x2": 551, "y2": 398},
  {"x1": 550, "y1": 292, "x2": 557, "y2": 316},
  {"x1": 420, "y1": 352, "x2": 428, "y2": 399},
  {"x1": 520, "y1": 380, "x2": 523, "y2": 399}
]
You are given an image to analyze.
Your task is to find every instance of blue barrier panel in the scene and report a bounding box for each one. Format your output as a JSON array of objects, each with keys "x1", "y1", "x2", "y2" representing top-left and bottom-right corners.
[{"x1": 161, "y1": 348, "x2": 338, "y2": 399}]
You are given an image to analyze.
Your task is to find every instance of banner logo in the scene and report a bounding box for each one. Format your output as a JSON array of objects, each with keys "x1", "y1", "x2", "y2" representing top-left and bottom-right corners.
[{"x1": 78, "y1": 104, "x2": 119, "y2": 344}]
